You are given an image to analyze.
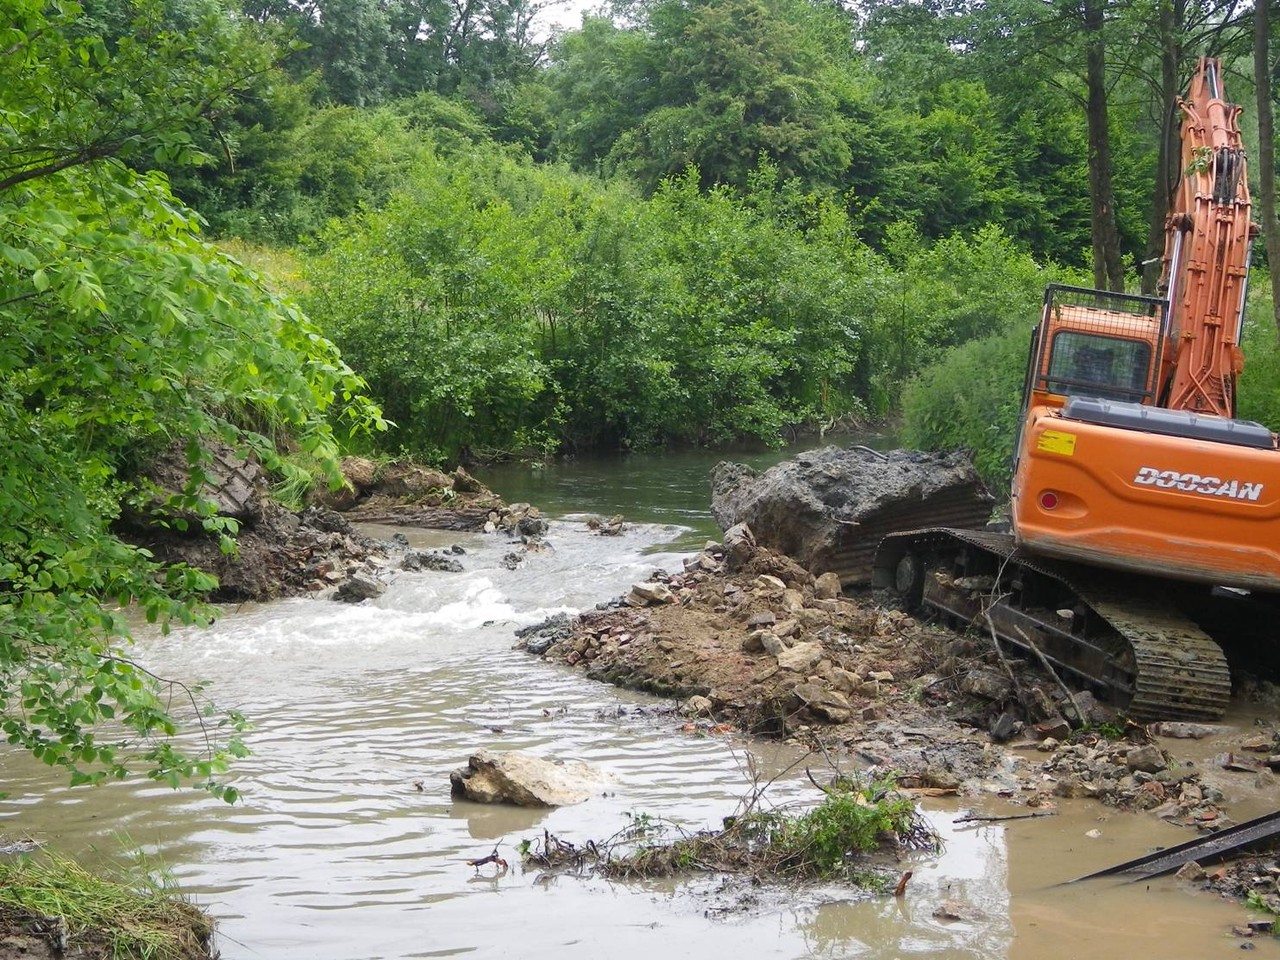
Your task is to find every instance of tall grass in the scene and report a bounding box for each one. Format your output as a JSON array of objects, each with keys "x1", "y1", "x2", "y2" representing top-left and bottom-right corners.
[{"x1": 0, "y1": 853, "x2": 214, "y2": 960}]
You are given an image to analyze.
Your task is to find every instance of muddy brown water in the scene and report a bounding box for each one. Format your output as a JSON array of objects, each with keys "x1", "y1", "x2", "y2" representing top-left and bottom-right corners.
[{"x1": 1, "y1": 519, "x2": 1277, "y2": 959}]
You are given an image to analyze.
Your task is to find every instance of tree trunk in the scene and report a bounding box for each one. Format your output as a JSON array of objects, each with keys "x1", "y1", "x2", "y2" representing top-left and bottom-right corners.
[
  {"x1": 1083, "y1": 0, "x2": 1125, "y2": 292},
  {"x1": 1256, "y1": 0, "x2": 1280, "y2": 336},
  {"x1": 1143, "y1": 0, "x2": 1183, "y2": 295}
]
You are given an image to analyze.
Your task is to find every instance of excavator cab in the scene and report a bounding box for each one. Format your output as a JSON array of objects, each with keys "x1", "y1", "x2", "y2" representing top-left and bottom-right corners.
[
  {"x1": 1009, "y1": 58, "x2": 1280, "y2": 592},
  {"x1": 1035, "y1": 285, "x2": 1163, "y2": 405},
  {"x1": 1011, "y1": 278, "x2": 1280, "y2": 590}
]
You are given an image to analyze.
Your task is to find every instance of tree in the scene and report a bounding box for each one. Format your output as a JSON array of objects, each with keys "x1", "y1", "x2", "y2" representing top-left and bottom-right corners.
[
  {"x1": 1256, "y1": 0, "x2": 1280, "y2": 335},
  {"x1": 960, "y1": 0, "x2": 1130, "y2": 289},
  {"x1": 545, "y1": 0, "x2": 865, "y2": 193},
  {"x1": 240, "y1": 0, "x2": 551, "y2": 110},
  {"x1": 0, "y1": 0, "x2": 380, "y2": 797},
  {"x1": 1122, "y1": 0, "x2": 1253, "y2": 292}
]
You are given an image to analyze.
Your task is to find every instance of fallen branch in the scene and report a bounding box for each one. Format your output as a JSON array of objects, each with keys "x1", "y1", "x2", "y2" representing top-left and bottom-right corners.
[
  {"x1": 954, "y1": 811, "x2": 1058, "y2": 824},
  {"x1": 1012, "y1": 624, "x2": 1085, "y2": 728},
  {"x1": 520, "y1": 772, "x2": 941, "y2": 887},
  {"x1": 979, "y1": 594, "x2": 1030, "y2": 710}
]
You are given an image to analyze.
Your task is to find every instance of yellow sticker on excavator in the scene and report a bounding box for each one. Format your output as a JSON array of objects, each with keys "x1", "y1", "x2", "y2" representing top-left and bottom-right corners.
[{"x1": 1038, "y1": 430, "x2": 1077, "y2": 455}]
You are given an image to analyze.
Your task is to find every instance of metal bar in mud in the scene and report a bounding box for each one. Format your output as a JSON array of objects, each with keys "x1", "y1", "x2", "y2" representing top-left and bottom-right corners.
[{"x1": 1068, "y1": 809, "x2": 1280, "y2": 882}]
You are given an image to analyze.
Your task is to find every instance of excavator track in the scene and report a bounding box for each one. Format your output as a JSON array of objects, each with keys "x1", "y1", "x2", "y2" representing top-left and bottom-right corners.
[{"x1": 873, "y1": 528, "x2": 1231, "y2": 721}]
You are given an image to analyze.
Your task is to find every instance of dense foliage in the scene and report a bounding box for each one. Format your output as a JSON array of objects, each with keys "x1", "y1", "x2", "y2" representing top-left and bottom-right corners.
[
  {"x1": 1, "y1": 0, "x2": 379, "y2": 797},
  {"x1": 303, "y1": 152, "x2": 1057, "y2": 457}
]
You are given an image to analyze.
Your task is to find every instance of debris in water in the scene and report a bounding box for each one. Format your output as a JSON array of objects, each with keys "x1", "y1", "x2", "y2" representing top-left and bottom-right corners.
[
  {"x1": 464, "y1": 847, "x2": 510, "y2": 875},
  {"x1": 893, "y1": 871, "x2": 913, "y2": 897}
]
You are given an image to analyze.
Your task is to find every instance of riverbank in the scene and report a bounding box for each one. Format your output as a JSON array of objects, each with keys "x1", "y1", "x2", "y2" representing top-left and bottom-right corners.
[
  {"x1": 0, "y1": 853, "x2": 214, "y2": 960},
  {"x1": 122, "y1": 454, "x2": 543, "y2": 603},
  {"x1": 518, "y1": 523, "x2": 1280, "y2": 920}
]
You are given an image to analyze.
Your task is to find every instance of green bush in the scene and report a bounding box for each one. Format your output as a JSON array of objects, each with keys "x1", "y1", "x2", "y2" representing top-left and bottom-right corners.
[
  {"x1": 900, "y1": 327, "x2": 1031, "y2": 493},
  {"x1": 1237, "y1": 287, "x2": 1280, "y2": 430}
]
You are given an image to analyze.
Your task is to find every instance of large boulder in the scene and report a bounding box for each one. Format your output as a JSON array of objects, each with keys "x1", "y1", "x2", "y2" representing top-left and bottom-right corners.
[
  {"x1": 710, "y1": 447, "x2": 992, "y2": 585},
  {"x1": 449, "y1": 749, "x2": 604, "y2": 807}
]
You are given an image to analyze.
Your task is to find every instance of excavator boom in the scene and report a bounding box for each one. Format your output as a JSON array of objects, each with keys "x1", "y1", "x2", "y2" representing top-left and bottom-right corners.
[{"x1": 1161, "y1": 57, "x2": 1255, "y2": 418}]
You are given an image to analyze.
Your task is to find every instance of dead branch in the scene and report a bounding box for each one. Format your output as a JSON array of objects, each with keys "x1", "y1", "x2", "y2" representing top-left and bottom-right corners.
[
  {"x1": 954, "y1": 811, "x2": 1058, "y2": 824},
  {"x1": 1012, "y1": 624, "x2": 1085, "y2": 728}
]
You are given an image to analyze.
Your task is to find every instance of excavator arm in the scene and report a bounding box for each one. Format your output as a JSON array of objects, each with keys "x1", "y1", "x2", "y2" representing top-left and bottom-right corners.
[{"x1": 1159, "y1": 57, "x2": 1257, "y2": 418}]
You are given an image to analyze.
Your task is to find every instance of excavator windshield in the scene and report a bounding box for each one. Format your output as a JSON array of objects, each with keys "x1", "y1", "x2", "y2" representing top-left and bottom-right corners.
[
  {"x1": 1046, "y1": 331, "x2": 1151, "y2": 402},
  {"x1": 1032, "y1": 284, "x2": 1165, "y2": 405}
]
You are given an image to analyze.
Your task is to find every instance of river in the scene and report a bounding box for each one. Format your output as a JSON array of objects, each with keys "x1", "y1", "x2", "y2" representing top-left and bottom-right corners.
[{"x1": 1, "y1": 443, "x2": 1276, "y2": 959}]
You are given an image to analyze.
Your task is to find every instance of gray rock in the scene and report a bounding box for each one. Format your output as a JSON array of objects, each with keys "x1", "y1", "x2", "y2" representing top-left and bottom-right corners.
[
  {"x1": 340, "y1": 455, "x2": 378, "y2": 491},
  {"x1": 682, "y1": 695, "x2": 714, "y2": 716},
  {"x1": 777, "y1": 641, "x2": 823, "y2": 673},
  {"x1": 517, "y1": 515, "x2": 549, "y2": 537},
  {"x1": 301, "y1": 506, "x2": 351, "y2": 534},
  {"x1": 334, "y1": 571, "x2": 385, "y2": 602},
  {"x1": 710, "y1": 447, "x2": 991, "y2": 583},
  {"x1": 722, "y1": 523, "x2": 756, "y2": 571},
  {"x1": 1149, "y1": 721, "x2": 1234, "y2": 740},
  {"x1": 1063, "y1": 690, "x2": 1114, "y2": 725},
  {"x1": 1126, "y1": 744, "x2": 1167, "y2": 773},
  {"x1": 813, "y1": 571, "x2": 843, "y2": 600},
  {"x1": 451, "y1": 466, "x2": 486, "y2": 493},
  {"x1": 791, "y1": 682, "x2": 853, "y2": 723},
  {"x1": 1175, "y1": 861, "x2": 1206, "y2": 882},
  {"x1": 740, "y1": 631, "x2": 763, "y2": 654},
  {"x1": 401, "y1": 550, "x2": 464, "y2": 573},
  {"x1": 990, "y1": 712, "x2": 1019, "y2": 742},
  {"x1": 829, "y1": 668, "x2": 862, "y2": 695},
  {"x1": 144, "y1": 439, "x2": 267, "y2": 527},
  {"x1": 628, "y1": 581, "x2": 674, "y2": 606},
  {"x1": 961, "y1": 669, "x2": 1012, "y2": 702},
  {"x1": 753, "y1": 574, "x2": 787, "y2": 598},
  {"x1": 515, "y1": 614, "x2": 573, "y2": 655},
  {"x1": 449, "y1": 749, "x2": 604, "y2": 807},
  {"x1": 760, "y1": 632, "x2": 786, "y2": 657},
  {"x1": 1033, "y1": 718, "x2": 1071, "y2": 741},
  {"x1": 379, "y1": 462, "x2": 454, "y2": 496}
]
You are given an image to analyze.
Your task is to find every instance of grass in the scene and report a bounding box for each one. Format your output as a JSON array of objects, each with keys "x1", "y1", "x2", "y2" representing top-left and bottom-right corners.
[
  {"x1": 521, "y1": 774, "x2": 938, "y2": 888},
  {"x1": 0, "y1": 853, "x2": 214, "y2": 960}
]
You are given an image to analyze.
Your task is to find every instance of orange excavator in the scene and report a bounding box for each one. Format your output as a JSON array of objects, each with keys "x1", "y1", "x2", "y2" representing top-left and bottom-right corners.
[{"x1": 873, "y1": 58, "x2": 1270, "y2": 721}]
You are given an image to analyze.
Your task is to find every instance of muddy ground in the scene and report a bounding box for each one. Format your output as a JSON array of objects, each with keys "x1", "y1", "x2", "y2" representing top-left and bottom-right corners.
[{"x1": 518, "y1": 525, "x2": 1280, "y2": 926}]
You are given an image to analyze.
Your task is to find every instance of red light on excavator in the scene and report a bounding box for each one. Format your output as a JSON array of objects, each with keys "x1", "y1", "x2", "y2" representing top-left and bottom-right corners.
[{"x1": 1040, "y1": 491, "x2": 1060, "y2": 510}]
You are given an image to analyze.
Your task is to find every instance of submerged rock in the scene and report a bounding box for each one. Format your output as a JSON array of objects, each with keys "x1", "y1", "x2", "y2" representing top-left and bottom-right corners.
[
  {"x1": 515, "y1": 614, "x2": 574, "y2": 655},
  {"x1": 449, "y1": 749, "x2": 604, "y2": 806},
  {"x1": 334, "y1": 570, "x2": 386, "y2": 603},
  {"x1": 401, "y1": 550, "x2": 464, "y2": 573}
]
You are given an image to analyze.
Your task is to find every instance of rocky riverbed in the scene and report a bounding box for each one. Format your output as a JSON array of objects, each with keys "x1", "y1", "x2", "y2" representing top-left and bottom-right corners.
[
  {"x1": 518, "y1": 521, "x2": 1280, "y2": 922},
  {"x1": 28, "y1": 440, "x2": 1280, "y2": 952}
]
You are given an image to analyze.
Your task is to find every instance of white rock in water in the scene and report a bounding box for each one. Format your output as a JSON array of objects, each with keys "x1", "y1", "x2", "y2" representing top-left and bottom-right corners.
[{"x1": 449, "y1": 749, "x2": 605, "y2": 807}]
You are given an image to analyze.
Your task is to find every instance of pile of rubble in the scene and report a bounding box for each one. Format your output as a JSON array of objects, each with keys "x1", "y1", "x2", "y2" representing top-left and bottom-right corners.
[{"x1": 522, "y1": 523, "x2": 997, "y2": 754}]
